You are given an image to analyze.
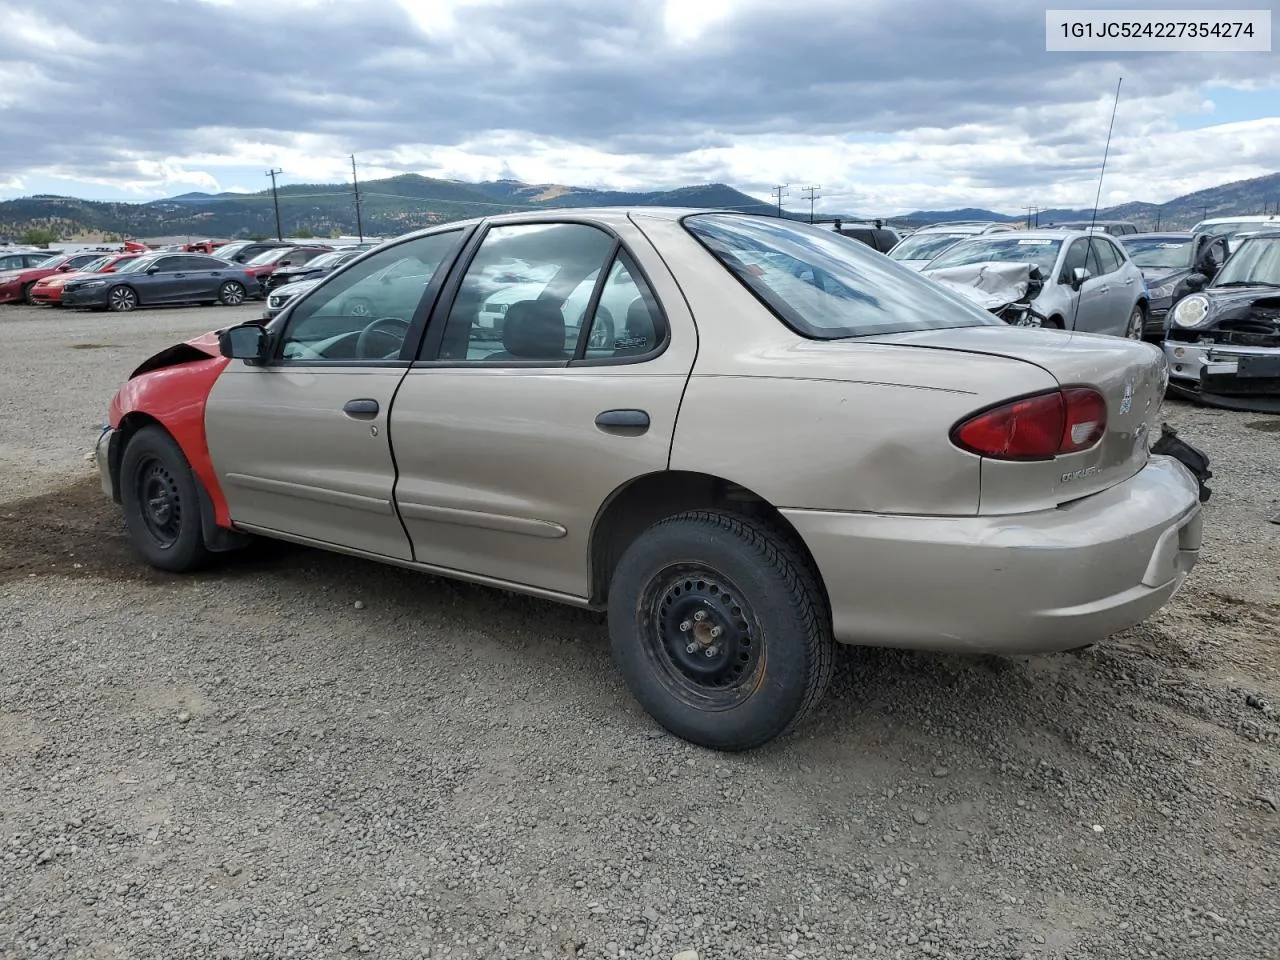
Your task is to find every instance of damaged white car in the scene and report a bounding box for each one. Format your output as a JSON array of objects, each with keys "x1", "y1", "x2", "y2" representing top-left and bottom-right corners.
[{"x1": 921, "y1": 230, "x2": 1149, "y2": 339}]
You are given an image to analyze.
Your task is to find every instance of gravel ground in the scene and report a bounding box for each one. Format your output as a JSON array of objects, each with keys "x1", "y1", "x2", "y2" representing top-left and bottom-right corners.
[{"x1": 1, "y1": 302, "x2": 1277, "y2": 960}]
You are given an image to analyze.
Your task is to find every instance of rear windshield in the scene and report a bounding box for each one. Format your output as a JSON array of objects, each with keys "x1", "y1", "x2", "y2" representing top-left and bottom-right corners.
[{"x1": 683, "y1": 213, "x2": 1002, "y2": 338}]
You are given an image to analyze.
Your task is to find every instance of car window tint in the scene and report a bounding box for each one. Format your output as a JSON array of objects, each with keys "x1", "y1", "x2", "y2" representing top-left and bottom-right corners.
[
  {"x1": 1060, "y1": 239, "x2": 1089, "y2": 280},
  {"x1": 1092, "y1": 239, "x2": 1122, "y2": 275},
  {"x1": 278, "y1": 230, "x2": 461, "y2": 362},
  {"x1": 686, "y1": 214, "x2": 1002, "y2": 338},
  {"x1": 1084, "y1": 240, "x2": 1105, "y2": 276},
  {"x1": 434, "y1": 222, "x2": 616, "y2": 363},
  {"x1": 176, "y1": 256, "x2": 215, "y2": 270},
  {"x1": 151, "y1": 257, "x2": 183, "y2": 272},
  {"x1": 575, "y1": 250, "x2": 665, "y2": 361}
]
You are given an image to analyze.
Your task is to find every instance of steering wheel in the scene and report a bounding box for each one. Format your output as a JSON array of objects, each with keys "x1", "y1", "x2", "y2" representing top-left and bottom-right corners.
[{"x1": 355, "y1": 316, "x2": 410, "y2": 359}]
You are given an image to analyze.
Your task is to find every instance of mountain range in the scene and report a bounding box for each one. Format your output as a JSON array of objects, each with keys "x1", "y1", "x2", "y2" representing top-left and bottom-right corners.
[{"x1": 2, "y1": 171, "x2": 1277, "y2": 242}]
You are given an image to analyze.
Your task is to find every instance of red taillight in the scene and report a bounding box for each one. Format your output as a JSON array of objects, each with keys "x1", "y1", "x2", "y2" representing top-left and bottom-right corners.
[{"x1": 951, "y1": 387, "x2": 1107, "y2": 461}]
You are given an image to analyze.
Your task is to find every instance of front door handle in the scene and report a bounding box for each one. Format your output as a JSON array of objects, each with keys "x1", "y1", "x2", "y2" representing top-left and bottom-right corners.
[
  {"x1": 595, "y1": 409, "x2": 650, "y2": 432},
  {"x1": 1124, "y1": 277, "x2": 1134, "y2": 285},
  {"x1": 343, "y1": 398, "x2": 380, "y2": 420}
]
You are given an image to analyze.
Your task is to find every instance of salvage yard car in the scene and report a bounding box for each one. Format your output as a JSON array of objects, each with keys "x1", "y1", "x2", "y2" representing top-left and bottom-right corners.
[
  {"x1": 94, "y1": 209, "x2": 1204, "y2": 751},
  {"x1": 921, "y1": 230, "x2": 1149, "y2": 337},
  {"x1": 62, "y1": 252, "x2": 255, "y2": 311},
  {"x1": 28, "y1": 252, "x2": 143, "y2": 306},
  {"x1": 0, "y1": 251, "x2": 104, "y2": 304},
  {"x1": 1117, "y1": 232, "x2": 1230, "y2": 338},
  {"x1": 887, "y1": 222, "x2": 1016, "y2": 270},
  {"x1": 1163, "y1": 230, "x2": 1280, "y2": 413}
]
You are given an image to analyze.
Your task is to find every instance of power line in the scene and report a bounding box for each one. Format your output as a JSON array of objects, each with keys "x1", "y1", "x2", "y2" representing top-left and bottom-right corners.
[
  {"x1": 350, "y1": 155, "x2": 364, "y2": 242},
  {"x1": 265, "y1": 168, "x2": 283, "y2": 240},
  {"x1": 771, "y1": 184, "x2": 789, "y2": 218},
  {"x1": 800, "y1": 185, "x2": 821, "y2": 223}
]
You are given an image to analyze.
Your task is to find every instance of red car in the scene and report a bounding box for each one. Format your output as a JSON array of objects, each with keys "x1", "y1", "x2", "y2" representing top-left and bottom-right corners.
[
  {"x1": 0, "y1": 252, "x2": 105, "y2": 304},
  {"x1": 241, "y1": 245, "x2": 334, "y2": 284},
  {"x1": 29, "y1": 253, "x2": 144, "y2": 306}
]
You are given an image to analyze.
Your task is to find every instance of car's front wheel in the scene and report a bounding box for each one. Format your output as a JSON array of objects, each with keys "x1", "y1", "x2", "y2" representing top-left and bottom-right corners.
[
  {"x1": 608, "y1": 510, "x2": 834, "y2": 751},
  {"x1": 1124, "y1": 304, "x2": 1145, "y2": 340},
  {"x1": 107, "y1": 285, "x2": 138, "y2": 312},
  {"x1": 119, "y1": 425, "x2": 211, "y2": 572},
  {"x1": 218, "y1": 281, "x2": 247, "y2": 306}
]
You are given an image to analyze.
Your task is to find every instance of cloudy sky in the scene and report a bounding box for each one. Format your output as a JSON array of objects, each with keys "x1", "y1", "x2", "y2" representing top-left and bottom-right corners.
[{"x1": 0, "y1": 0, "x2": 1277, "y2": 215}]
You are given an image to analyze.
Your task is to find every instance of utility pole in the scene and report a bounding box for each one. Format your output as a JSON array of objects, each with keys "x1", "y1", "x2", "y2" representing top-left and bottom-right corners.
[
  {"x1": 800, "y1": 185, "x2": 821, "y2": 223},
  {"x1": 1024, "y1": 205, "x2": 1040, "y2": 230},
  {"x1": 265, "y1": 168, "x2": 283, "y2": 240},
  {"x1": 771, "y1": 184, "x2": 789, "y2": 218},
  {"x1": 351, "y1": 154, "x2": 364, "y2": 242}
]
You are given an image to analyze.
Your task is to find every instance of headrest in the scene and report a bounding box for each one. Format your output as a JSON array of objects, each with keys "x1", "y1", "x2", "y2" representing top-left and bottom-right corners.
[
  {"x1": 502, "y1": 300, "x2": 566, "y2": 359},
  {"x1": 612, "y1": 298, "x2": 657, "y2": 356}
]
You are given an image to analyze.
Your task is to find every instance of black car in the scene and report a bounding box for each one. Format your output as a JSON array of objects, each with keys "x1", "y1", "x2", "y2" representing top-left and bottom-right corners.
[
  {"x1": 212, "y1": 240, "x2": 296, "y2": 265},
  {"x1": 60, "y1": 253, "x2": 257, "y2": 312},
  {"x1": 264, "y1": 248, "x2": 362, "y2": 292},
  {"x1": 1162, "y1": 231, "x2": 1280, "y2": 413},
  {"x1": 1118, "y1": 232, "x2": 1230, "y2": 338}
]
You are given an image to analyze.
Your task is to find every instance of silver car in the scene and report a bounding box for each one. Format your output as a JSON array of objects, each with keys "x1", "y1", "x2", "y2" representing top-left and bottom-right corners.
[
  {"x1": 95, "y1": 209, "x2": 1202, "y2": 751},
  {"x1": 922, "y1": 230, "x2": 1150, "y2": 338},
  {"x1": 887, "y1": 222, "x2": 1016, "y2": 270}
]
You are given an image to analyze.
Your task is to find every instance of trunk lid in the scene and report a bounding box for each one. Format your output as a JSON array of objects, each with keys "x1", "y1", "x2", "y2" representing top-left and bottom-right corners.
[{"x1": 865, "y1": 326, "x2": 1167, "y2": 513}]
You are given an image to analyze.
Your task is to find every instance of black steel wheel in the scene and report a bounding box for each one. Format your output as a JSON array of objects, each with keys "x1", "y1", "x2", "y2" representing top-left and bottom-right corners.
[
  {"x1": 609, "y1": 509, "x2": 834, "y2": 751},
  {"x1": 119, "y1": 425, "x2": 211, "y2": 572},
  {"x1": 639, "y1": 564, "x2": 765, "y2": 711}
]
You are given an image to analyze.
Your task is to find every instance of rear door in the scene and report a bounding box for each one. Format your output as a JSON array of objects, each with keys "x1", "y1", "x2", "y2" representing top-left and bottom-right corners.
[
  {"x1": 388, "y1": 217, "x2": 696, "y2": 598},
  {"x1": 204, "y1": 228, "x2": 469, "y2": 558}
]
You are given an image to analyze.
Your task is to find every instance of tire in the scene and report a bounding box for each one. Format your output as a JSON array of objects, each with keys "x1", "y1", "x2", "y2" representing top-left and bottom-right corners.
[
  {"x1": 119, "y1": 425, "x2": 211, "y2": 572},
  {"x1": 218, "y1": 281, "x2": 246, "y2": 306},
  {"x1": 588, "y1": 316, "x2": 615, "y2": 350},
  {"x1": 1124, "y1": 304, "x2": 1145, "y2": 340},
  {"x1": 607, "y1": 509, "x2": 834, "y2": 751},
  {"x1": 107, "y1": 285, "x2": 138, "y2": 312},
  {"x1": 23, "y1": 282, "x2": 38, "y2": 305}
]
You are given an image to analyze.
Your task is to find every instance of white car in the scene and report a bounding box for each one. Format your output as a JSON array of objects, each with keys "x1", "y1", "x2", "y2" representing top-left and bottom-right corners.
[{"x1": 887, "y1": 223, "x2": 1016, "y2": 270}]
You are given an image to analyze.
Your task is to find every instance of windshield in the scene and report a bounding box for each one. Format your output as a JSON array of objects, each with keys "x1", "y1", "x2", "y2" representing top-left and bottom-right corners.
[
  {"x1": 115, "y1": 255, "x2": 157, "y2": 274},
  {"x1": 213, "y1": 242, "x2": 248, "y2": 260},
  {"x1": 927, "y1": 236, "x2": 1063, "y2": 273},
  {"x1": 247, "y1": 247, "x2": 290, "y2": 265},
  {"x1": 1197, "y1": 220, "x2": 1277, "y2": 241},
  {"x1": 1118, "y1": 237, "x2": 1191, "y2": 270},
  {"x1": 76, "y1": 256, "x2": 111, "y2": 273},
  {"x1": 1212, "y1": 237, "x2": 1280, "y2": 287},
  {"x1": 888, "y1": 232, "x2": 968, "y2": 262},
  {"x1": 34, "y1": 254, "x2": 63, "y2": 269},
  {"x1": 683, "y1": 213, "x2": 1001, "y2": 338},
  {"x1": 302, "y1": 251, "x2": 345, "y2": 270}
]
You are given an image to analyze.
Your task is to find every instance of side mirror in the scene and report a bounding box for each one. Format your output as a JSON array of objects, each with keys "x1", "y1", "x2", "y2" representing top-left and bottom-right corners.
[
  {"x1": 218, "y1": 323, "x2": 268, "y2": 363},
  {"x1": 1070, "y1": 266, "x2": 1091, "y2": 289},
  {"x1": 146, "y1": 267, "x2": 160, "y2": 275},
  {"x1": 57, "y1": 264, "x2": 73, "y2": 272},
  {"x1": 1184, "y1": 273, "x2": 1208, "y2": 291}
]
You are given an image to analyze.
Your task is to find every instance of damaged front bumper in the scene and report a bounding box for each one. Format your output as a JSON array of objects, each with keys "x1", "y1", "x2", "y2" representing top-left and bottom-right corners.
[{"x1": 1162, "y1": 340, "x2": 1280, "y2": 413}]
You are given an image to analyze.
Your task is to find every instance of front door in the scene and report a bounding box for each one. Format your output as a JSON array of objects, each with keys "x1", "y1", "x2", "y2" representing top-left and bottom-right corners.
[
  {"x1": 1059, "y1": 237, "x2": 1108, "y2": 332},
  {"x1": 204, "y1": 229, "x2": 468, "y2": 559},
  {"x1": 388, "y1": 219, "x2": 697, "y2": 599}
]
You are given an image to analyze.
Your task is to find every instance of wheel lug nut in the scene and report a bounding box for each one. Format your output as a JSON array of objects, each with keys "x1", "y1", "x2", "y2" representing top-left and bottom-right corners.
[
  {"x1": 694, "y1": 610, "x2": 707, "y2": 622},
  {"x1": 709, "y1": 626, "x2": 723, "y2": 639},
  {"x1": 704, "y1": 646, "x2": 719, "y2": 658},
  {"x1": 679, "y1": 620, "x2": 692, "y2": 632},
  {"x1": 686, "y1": 642, "x2": 699, "y2": 654}
]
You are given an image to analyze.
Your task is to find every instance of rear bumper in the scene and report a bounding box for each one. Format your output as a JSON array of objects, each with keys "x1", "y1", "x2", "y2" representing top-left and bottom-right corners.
[{"x1": 783, "y1": 456, "x2": 1202, "y2": 654}]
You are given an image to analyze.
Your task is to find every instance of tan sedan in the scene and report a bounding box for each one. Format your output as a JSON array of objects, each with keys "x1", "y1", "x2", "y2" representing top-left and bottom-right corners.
[{"x1": 96, "y1": 208, "x2": 1204, "y2": 750}]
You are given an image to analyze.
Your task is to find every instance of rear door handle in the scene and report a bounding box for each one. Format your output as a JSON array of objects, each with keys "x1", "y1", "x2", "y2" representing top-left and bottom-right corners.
[
  {"x1": 1124, "y1": 278, "x2": 1135, "y2": 285},
  {"x1": 343, "y1": 398, "x2": 380, "y2": 420},
  {"x1": 595, "y1": 409, "x2": 650, "y2": 432}
]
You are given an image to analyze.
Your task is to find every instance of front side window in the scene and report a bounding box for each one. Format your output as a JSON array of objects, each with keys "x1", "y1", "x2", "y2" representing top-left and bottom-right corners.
[
  {"x1": 1060, "y1": 239, "x2": 1090, "y2": 281},
  {"x1": 686, "y1": 214, "x2": 1001, "y2": 338},
  {"x1": 435, "y1": 222, "x2": 616, "y2": 362},
  {"x1": 278, "y1": 230, "x2": 463, "y2": 362}
]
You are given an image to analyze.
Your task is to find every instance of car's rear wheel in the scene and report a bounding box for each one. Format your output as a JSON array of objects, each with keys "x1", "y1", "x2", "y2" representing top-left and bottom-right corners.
[
  {"x1": 1124, "y1": 304, "x2": 1145, "y2": 340},
  {"x1": 218, "y1": 281, "x2": 246, "y2": 306},
  {"x1": 119, "y1": 425, "x2": 211, "y2": 572},
  {"x1": 108, "y1": 285, "x2": 138, "y2": 312},
  {"x1": 23, "y1": 282, "x2": 38, "y2": 305},
  {"x1": 608, "y1": 509, "x2": 834, "y2": 751}
]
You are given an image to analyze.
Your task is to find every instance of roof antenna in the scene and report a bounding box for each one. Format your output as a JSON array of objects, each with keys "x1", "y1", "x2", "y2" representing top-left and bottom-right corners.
[
  {"x1": 1088, "y1": 77, "x2": 1123, "y2": 235},
  {"x1": 1067, "y1": 77, "x2": 1122, "y2": 333}
]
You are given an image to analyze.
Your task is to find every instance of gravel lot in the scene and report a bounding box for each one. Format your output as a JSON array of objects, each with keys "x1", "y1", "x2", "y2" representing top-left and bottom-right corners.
[{"x1": 1, "y1": 302, "x2": 1277, "y2": 960}]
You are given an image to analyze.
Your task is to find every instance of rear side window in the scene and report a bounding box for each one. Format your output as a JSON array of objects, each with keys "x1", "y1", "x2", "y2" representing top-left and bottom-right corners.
[{"x1": 684, "y1": 213, "x2": 1002, "y2": 339}]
